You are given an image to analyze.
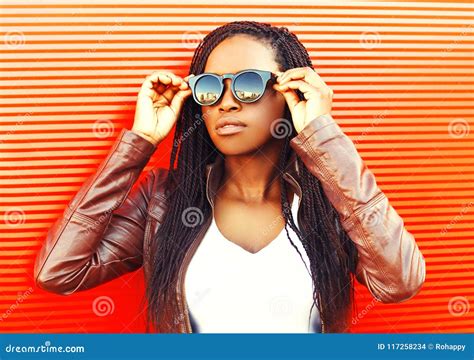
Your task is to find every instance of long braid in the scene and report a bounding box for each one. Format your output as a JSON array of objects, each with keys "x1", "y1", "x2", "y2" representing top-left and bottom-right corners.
[{"x1": 146, "y1": 21, "x2": 359, "y2": 333}]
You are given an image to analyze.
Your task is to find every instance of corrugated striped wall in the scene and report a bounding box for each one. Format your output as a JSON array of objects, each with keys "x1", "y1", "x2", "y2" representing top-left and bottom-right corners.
[{"x1": 1, "y1": 0, "x2": 473, "y2": 333}]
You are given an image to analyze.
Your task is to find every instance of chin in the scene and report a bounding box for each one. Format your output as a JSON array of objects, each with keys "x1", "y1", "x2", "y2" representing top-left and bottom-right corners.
[
  {"x1": 212, "y1": 135, "x2": 274, "y2": 157},
  {"x1": 214, "y1": 143, "x2": 256, "y2": 156}
]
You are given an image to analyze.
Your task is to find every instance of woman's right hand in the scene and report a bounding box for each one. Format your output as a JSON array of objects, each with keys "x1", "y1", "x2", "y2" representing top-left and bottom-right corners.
[{"x1": 132, "y1": 71, "x2": 194, "y2": 145}]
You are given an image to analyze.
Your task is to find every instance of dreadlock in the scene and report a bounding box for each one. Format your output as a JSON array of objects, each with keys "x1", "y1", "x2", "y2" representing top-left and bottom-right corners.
[{"x1": 146, "y1": 21, "x2": 359, "y2": 333}]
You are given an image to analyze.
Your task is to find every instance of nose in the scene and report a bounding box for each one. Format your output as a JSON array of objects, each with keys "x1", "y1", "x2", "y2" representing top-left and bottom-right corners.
[{"x1": 218, "y1": 79, "x2": 241, "y2": 113}]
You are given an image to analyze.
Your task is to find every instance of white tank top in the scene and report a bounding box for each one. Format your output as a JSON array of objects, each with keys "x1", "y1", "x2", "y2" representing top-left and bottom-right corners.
[{"x1": 184, "y1": 193, "x2": 321, "y2": 333}]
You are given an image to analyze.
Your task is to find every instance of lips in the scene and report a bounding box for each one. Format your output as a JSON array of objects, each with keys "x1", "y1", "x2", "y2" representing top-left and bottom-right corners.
[
  {"x1": 215, "y1": 117, "x2": 246, "y2": 130},
  {"x1": 215, "y1": 117, "x2": 247, "y2": 136}
]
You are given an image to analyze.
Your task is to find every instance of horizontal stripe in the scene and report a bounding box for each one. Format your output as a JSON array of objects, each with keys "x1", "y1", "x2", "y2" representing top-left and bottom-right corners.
[{"x1": 1, "y1": 0, "x2": 472, "y2": 335}]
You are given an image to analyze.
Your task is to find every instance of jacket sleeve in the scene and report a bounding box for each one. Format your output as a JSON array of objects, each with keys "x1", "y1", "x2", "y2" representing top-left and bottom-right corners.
[
  {"x1": 289, "y1": 114, "x2": 426, "y2": 303},
  {"x1": 34, "y1": 128, "x2": 158, "y2": 295}
]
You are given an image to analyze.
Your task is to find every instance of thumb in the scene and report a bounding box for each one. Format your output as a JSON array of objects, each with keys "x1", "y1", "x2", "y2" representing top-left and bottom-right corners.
[
  {"x1": 184, "y1": 74, "x2": 195, "y2": 83},
  {"x1": 279, "y1": 87, "x2": 300, "y2": 111},
  {"x1": 170, "y1": 88, "x2": 192, "y2": 115}
]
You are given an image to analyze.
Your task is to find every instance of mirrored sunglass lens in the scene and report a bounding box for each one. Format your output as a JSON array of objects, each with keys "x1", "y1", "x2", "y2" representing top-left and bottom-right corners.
[
  {"x1": 234, "y1": 72, "x2": 264, "y2": 102},
  {"x1": 194, "y1": 76, "x2": 221, "y2": 105}
]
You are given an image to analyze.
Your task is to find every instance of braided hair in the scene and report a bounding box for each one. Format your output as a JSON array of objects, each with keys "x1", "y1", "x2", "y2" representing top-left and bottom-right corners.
[{"x1": 146, "y1": 21, "x2": 359, "y2": 333}]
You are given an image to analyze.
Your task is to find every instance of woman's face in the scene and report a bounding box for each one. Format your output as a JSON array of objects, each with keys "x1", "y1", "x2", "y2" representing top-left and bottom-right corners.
[{"x1": 201, "y1": 35, "x2": 287, "y2": 156}]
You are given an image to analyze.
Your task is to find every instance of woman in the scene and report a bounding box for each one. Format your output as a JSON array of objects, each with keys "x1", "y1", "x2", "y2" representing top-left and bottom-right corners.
[{"x1": 34, "y1": 21, "x2": 426, "y2": 333}]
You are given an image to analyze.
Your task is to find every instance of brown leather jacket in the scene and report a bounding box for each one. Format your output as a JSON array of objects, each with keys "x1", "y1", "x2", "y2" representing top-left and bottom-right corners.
[{"x1": 34, "y1": 114, "x2": 426, "y2": 333}]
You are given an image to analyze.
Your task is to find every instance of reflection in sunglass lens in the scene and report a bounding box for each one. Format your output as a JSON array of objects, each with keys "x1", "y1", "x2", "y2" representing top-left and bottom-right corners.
[
  {"x1": 234, "y1": 72, "x2": 264, "y2": 102},
  {"x1": 195, "y1": 76, "x2": 221, "y2": 105}
]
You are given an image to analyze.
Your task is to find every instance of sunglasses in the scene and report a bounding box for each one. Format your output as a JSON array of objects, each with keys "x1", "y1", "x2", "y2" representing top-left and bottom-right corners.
[{"x1": 188, "y1": 69, "x2": 276, "y2": 106}]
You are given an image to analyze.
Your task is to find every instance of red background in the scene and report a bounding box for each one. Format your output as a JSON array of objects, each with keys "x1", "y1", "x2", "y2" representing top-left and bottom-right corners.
[{"x1": 0, "y1": 0, "x2": 473, "y2": 333}]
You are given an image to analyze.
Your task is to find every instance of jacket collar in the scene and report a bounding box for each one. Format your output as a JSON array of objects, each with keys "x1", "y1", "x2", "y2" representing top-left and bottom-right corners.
[{"x1": 204, "y1": 150, "x2": 301, "y2": 207}]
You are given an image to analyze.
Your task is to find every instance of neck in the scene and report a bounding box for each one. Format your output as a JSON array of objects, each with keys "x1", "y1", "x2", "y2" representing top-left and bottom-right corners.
[{"x1": 219, "y1": 139, "x2": 291, "y2": 204}]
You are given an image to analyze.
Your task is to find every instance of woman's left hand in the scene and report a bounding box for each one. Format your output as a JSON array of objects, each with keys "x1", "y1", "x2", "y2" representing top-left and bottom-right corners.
[{"x1": 273, "y1": 67, "x2": 334, "y2": 134}]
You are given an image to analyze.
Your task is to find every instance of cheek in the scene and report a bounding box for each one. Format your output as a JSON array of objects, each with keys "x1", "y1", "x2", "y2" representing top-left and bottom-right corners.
[
  {"x1": 254, "y1": 92, "x2": 287, "y2": 133},
  {"x1": 201, "y1": 106, "x2": 215, "y2": 133},
  {"x1": 200, "y1": 92, "x2": 287, "y2": 151}
]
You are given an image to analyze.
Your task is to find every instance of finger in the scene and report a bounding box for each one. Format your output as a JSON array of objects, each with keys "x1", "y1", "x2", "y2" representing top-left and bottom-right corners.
[
  {"x1": 279, "y1": 80, "x2": 333, "y2": 101},
  {"x1": 170, "y1": 88, "x2": 192, "y2": 114},
  {"x1": 152, "y1": 80, "x2": 178, "y2": 96},
  {"x1": 141, "y1": 73, "x2": 171, "y2": 97},
  {"x1": 140, "y1": 75, "x2": 163, "y2": 98},
  {"x1": 275, "y1": 80, "x2": 316, "y2": 94},
  {"x1": 167, "y1": 73, "x2": 185, "y2": 87},
  {"x1": 160, "y1": 86, "x2": 181, "y2": 104},
  {"x1": 145, "y1": 71, "x2": 171, "y2": 87},
  {"x1": 177, "y1": 74, "x2": 194, "y2": 91},
  {"x1": 281, "y1": 69, "x2": 328, "y2": 93},
  {"x1": 182, "y1": 74, "x2": 195, "y2": 89},
  {"x1": 277, "y1": 67, "x2": 310, "y2": 83},
  {"x1": 140, "y1": 72, "x2": 163, "y2": 95},
  {"x1": 175, "y1": 74, "x2": 195, "y2": 92},
  {"x1": 178, "y1": 81, "x2": 189, "y2": 91},
  {"x1": 328, "y1": 87, "x2": 334, "y2": 98},
  {"x1": 302, "y1": 89, "x2": 321, "y2": 101},
  {"x1": 153, "y1": 82, "x2": 167, "y2": 94},
  {"x1": 157, "y1": 73, "x2": 172, "y2": 86},
  {"x1": 154, "y1": 75, "x2": 182, "y2": 98},
  {"x1": 278, "y1": 67, "x2": 322, "y2": 87},
  {"x1": 183, "y1": 74, "x2": 195, "y2": 83},
  {"x1": 273, "y1": 84, "x2": 299, "y2": 111}
]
